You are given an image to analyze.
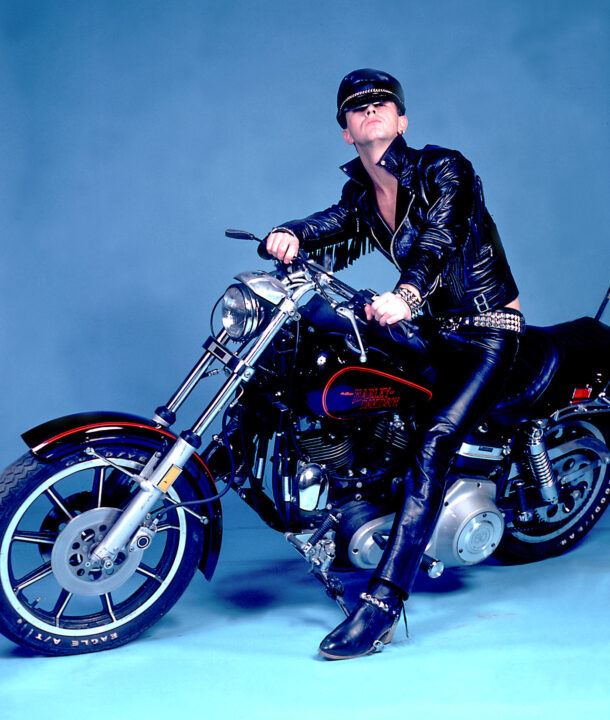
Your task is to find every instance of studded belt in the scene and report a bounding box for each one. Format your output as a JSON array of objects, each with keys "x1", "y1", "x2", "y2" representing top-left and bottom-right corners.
[{"x1": 438, "y1": 309, "x2": 525, "y2": 334}]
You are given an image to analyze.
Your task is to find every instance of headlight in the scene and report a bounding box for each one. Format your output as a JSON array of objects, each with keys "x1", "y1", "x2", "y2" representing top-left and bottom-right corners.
[{"x1": 221, "y1": 284, "x2": 262, "y2": 340}]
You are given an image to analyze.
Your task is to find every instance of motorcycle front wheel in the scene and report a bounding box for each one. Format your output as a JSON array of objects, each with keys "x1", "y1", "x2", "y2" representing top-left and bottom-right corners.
[{"x1": 0, "y1": 439, "x2": 205, "y2": 655}]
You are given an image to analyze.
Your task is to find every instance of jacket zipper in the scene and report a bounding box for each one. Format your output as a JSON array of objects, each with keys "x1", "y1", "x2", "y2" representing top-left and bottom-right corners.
[{"x1": 374, "y1": 190, "x2": 438, "y2": 300}]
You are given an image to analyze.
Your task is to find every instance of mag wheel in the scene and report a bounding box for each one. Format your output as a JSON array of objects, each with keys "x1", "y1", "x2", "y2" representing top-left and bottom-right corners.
[
  {"x1": 0, "y1": 440, "x2": 206, "y2": 655},
  {"x1": 498, "y1": 420, "x2": 610, "y2": 563}
]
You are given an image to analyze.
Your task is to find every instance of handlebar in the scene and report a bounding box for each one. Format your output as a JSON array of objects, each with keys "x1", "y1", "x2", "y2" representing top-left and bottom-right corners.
[{"x1": 224, "y1": 227, "x2": 424, "y2": 350}]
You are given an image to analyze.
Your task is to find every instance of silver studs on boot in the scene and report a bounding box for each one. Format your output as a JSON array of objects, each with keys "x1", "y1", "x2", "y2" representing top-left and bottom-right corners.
[{"x1": 359, "y1": 592, "x2": 401, "y2": 617}]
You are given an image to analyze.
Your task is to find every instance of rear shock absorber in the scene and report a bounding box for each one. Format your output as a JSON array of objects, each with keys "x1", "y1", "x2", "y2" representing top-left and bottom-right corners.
[{"x1": 526, "y1": 422, "x2": 559, "y2": 505}]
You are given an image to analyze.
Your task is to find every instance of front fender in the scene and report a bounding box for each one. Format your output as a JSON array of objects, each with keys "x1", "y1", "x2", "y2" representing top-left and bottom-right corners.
[
  {"x1": 22, "y1": 410, "x2": 223, "y2": 580},
  {"x1": 23, "y1": 410, "x2": 168, "y2": 456}
]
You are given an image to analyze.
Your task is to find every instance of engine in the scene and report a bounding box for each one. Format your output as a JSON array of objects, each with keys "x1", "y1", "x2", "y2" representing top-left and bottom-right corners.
[
  {"x1": 297, "y1": 427, "x2": 354, "y2": 471},
  {"x1": 295, "y1": 416, "x2": 410, "y2": 470},
  {"x1": 292, "y1": 415, "x2": 412, "y2": 512},
  {"x1": 289, "y1": 409, "x2": 506, "y2": 573}
]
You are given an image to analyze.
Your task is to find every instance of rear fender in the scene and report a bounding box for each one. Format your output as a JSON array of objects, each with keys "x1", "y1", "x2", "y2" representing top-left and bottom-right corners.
[
  {"x1": 552, "y1": 403, "x2": 610, "y2": 435},
  {"x1": 22, "y1": 411, "x2": 222, "y2": 580}
]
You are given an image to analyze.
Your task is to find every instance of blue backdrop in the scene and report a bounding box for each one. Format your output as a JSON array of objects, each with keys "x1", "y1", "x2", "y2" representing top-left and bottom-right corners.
[{"x1": 1, "y1": 0, "x2": 608, "y2": 463}]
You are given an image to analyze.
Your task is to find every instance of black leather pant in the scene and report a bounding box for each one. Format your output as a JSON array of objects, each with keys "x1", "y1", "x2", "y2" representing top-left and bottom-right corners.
[{"x1": 373, "y1": 325, "x2": 520, "y2": 596}]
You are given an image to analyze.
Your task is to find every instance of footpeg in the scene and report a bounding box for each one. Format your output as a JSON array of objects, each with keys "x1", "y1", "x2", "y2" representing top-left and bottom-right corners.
[
  {"x1": 372, "y1": 533, "x2": 444, "y2": 578},
  {"x1": 421, "y1": 553, "x2": 444, "y2": 578}
]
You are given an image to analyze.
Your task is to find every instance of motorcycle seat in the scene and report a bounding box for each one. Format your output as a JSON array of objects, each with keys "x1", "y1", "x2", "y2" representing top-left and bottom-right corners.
[{"x1": 489, "y1": 325, "x2": 561, "y2": 422}]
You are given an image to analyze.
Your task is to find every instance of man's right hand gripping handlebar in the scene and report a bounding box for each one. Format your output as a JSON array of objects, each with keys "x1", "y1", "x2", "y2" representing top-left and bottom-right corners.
[{"x1": 365, "y1": 286, "x2": 422, "y2": 326}]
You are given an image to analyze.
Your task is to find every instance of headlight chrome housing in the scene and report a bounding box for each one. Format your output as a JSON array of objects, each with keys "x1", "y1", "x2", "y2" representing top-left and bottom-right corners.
[{"x1": 221, "y1": 284, "x2": 263, "y2": 340}]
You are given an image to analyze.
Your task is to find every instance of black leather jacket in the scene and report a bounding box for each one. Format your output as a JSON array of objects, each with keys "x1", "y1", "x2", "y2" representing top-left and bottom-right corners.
[{"x1": 277, "y1": 136, "x2": 518, "y2": 316}]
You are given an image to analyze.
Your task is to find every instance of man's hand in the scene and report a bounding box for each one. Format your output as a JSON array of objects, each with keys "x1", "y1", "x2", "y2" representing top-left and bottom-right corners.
[
  {"x1": 266, "y1": 230, "x2": 300, "y2": 264},
  {"x1": 365, "y1": 285, "x2": 421, "y2": 325}
]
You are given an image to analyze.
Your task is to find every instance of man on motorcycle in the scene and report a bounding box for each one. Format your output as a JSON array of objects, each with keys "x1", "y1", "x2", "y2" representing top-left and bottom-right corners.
[{"x1": 266, "y1": 68, "x2": 523, "y2": 660}]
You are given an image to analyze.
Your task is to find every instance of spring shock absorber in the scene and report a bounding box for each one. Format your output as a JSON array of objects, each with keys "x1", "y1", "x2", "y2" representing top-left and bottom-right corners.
[{"x1": 526, "y1": 422, "x2": 559, "y2": 505}]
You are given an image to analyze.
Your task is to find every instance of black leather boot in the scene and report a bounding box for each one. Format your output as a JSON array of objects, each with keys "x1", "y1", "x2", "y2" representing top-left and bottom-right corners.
[{"x1": 318, "y1": 581, "x2": 405, "y2": 660}]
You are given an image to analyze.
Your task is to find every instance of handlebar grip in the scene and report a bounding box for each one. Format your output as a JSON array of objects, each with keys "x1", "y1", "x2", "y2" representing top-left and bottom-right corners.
[{"x1": 225, "y1": 229, "x2": 259, "y2": 241}]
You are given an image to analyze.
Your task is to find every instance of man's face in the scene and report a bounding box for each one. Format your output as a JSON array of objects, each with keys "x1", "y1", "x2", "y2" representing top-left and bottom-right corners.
[{"x1": 343, "y1": 101, "x2": 407, "y2": 149}]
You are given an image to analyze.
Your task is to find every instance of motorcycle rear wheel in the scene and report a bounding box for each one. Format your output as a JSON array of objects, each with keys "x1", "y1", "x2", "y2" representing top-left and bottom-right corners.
[
  {"x1": 497, "y1": 419, "x2": 610, "y2": 563},
  {"x1": 0, "y1": 440, "x2": 205, "y2": 655}
]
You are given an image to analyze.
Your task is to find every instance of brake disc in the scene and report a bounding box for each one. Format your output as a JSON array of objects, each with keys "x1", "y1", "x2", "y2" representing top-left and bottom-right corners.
[{"x1": 51, "y1": 508, "x2": 143, "y2": 596}]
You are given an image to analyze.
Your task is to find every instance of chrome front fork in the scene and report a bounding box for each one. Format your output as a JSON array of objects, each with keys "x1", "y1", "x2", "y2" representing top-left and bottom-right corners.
[
  {"x1": 90, "y1": 294, "x2": 303, "y2": 566},
  {"x1": 89, "y1": 433, "x2": 200, "y2": 566}
]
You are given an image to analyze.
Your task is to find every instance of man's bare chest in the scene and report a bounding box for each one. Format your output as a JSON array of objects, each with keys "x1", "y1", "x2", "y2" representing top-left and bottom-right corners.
[{"x1": 375, "y1": 190, "x2": 397, "y2": 233}]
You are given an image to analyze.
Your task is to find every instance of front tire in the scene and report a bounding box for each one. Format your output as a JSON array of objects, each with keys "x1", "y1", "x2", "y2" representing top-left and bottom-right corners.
[{"x1": 0, "y1": 439, "x2": 206, "y2": 655}]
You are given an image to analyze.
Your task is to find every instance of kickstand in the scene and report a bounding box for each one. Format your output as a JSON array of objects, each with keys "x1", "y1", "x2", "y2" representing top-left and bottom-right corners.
[
  {"x1": 315, "y1": 569, "x2": 349, "y2": 617},
  {"x1": 333, "y1": 588, "x2": 350, "y2": 617}
]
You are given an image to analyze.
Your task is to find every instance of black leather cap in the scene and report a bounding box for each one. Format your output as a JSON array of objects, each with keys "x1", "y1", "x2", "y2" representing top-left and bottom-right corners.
[{"x1": 336, "y1": 68, "x2": 405, "y2": 128}]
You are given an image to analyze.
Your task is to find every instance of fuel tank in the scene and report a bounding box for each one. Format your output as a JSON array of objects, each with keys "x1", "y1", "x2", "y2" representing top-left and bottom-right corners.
[
  {"x1": 295, "y1": 294, "x2": 434, "y2": 419},
  {"x1": 306, "y1": 363, "x2": 433, "y2": 419},
  {"x1": 297, "y1": 331, "x2": 433, "y2": 419}
]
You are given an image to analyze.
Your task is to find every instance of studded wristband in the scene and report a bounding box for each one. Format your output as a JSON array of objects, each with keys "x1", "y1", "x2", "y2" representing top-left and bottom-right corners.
[{"x1": 393, "y1": 287, "x2": 424, "y2": 318}]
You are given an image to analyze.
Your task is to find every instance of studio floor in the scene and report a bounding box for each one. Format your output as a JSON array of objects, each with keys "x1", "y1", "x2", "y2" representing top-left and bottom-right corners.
[{"x1": 0, "y1": 491, "x2": 608, "y2": 720}]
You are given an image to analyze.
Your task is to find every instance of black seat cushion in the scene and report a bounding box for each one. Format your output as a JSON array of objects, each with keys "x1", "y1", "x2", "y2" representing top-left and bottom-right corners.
[{"x1": 490, "y1": 326, "x2": 561, "y2": 421}]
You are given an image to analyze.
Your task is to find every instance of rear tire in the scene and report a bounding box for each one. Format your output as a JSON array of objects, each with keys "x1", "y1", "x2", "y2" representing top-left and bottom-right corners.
[
  {"x1": 0, "y1": 439, "x2": 207, "y2": 655},
  {"x1": 497, "y1": 419, "x2": 610, "y2": 563}
]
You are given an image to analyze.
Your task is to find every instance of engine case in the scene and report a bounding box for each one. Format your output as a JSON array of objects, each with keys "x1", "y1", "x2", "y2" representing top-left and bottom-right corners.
[
  {"x1": 346, "y1": 478, "x2": 504, "y2": 570},
  {"x1": 425, "y1": 478, "x2": 504, "y2": 566}
]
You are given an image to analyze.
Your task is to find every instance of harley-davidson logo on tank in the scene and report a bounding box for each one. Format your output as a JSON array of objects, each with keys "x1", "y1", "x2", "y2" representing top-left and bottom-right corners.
[{"x1": 307, "y1": 367, "x2": 433, "y2": 420}]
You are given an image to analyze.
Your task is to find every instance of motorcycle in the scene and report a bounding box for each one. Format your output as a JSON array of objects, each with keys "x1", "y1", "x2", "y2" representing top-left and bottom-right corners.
[{"x1": 0, "y1": 230, "x2": 609, "y2": 655}]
